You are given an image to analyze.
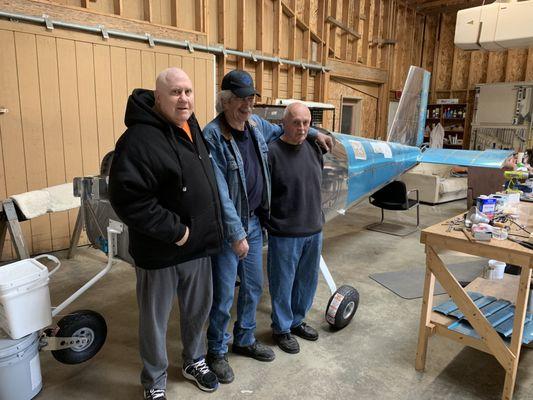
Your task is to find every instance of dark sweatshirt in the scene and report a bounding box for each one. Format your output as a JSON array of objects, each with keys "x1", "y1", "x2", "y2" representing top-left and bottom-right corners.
[
  {"x1": 265, "y1": 138, "x2": 324, "y2": 237},
  {"x1": 108, "y1": 89, "x2": 223, "y2": 269}
]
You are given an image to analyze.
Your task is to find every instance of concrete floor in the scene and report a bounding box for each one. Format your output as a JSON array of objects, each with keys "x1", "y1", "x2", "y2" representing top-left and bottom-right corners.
[{"x1": 34, "y1": 200, "x2": 533, "y2": 400}]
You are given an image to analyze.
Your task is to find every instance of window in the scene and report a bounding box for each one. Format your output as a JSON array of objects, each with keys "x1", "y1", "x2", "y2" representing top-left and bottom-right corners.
[{"x1": 340, "y1": 97, "x2": 362, "y2": 135}]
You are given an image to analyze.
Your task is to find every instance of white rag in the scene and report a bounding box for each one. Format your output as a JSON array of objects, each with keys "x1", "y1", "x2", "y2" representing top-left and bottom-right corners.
[{"x1": 10, "y1": 183, "x2": 80, "y2": 219}]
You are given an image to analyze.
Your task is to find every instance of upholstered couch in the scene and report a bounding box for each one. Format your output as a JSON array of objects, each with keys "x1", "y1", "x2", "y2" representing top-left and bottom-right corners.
[{"x1": 399, "y1": 163, "x2": 468, "y2": 204}]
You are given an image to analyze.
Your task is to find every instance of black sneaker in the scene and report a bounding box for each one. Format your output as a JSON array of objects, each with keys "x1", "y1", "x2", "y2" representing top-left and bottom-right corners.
[
  {"x1": 232, "y1": 340, "x2": 275, "y2": 361},
  {"x1": 206, "y1": 353, "x2": 235, "y2": 384},
  {"x1": 291, "y1": 322, "x2": 319, "y2": 341},
  {"x1": 182, "y1": 358, "x2": 219, "y2": 392},
  {"x1": 144, "y1": 388, "x2": 166, "y2": 400},
  {"x1": 272, "y1": 333, "x2": 300, "y2": 354}
]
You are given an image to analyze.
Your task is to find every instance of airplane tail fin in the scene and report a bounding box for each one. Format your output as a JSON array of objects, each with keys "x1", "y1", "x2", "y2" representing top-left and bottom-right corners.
[{"x1": 387, "y1": 66, "x2": 430, "y2": 147}]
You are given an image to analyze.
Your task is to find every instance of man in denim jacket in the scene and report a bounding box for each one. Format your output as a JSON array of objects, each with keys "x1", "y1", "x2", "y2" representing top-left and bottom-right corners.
[{"x1": 203, "y1": 70, "x2": 332, "y2": 384}]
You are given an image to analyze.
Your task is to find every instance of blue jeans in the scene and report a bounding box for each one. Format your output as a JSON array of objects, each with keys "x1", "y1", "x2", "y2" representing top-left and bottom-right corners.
[
  {"x1": 207, "y1": 216, "x2": 264, "y2": 355},
  {"x1": 267, "y1": 232, "x2": 322, "y2": 334}
]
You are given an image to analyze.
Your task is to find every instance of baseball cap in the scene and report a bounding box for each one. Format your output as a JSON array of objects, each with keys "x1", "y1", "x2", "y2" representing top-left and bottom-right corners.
[{"x1": 221, "y1": 70, "x2": 261, "y2": 98}]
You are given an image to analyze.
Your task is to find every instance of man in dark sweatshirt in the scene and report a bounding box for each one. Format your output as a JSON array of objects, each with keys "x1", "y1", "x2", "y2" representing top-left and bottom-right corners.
[
  {"x1": 265, "y1": 102, "x2": 324, "y2": 354},
  {"x1": 108, "y1": 68, "x2": 223, "y2": 400}
]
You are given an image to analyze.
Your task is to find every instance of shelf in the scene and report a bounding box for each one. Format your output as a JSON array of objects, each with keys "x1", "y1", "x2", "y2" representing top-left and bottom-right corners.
[{"x1": 444, "y1": 144, "x2": 463, "y2": 148}]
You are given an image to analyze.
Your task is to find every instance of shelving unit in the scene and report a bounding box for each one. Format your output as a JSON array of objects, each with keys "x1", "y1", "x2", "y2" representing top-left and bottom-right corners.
[{"x1": 425, "y1": 103, "x2": 468, "y2": 149}]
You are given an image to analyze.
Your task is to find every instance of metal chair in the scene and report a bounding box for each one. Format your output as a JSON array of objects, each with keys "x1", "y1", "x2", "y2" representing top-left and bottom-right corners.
[{"x1": 366, "y1": 181, "x2": 420, "y2": 236}]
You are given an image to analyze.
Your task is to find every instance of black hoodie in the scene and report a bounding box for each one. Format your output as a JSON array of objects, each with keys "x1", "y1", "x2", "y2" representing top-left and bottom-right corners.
[{"x1": 108, "y1": 89, "x2": 223, "y2": 269}]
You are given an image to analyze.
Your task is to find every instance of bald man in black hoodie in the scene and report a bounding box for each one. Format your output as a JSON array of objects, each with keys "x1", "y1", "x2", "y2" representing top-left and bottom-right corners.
[{"x1": 109, "y1": 68, "x2": 223, "y2": 399}]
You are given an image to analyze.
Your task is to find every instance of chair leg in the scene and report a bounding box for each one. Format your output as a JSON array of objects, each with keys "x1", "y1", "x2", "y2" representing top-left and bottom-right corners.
[
  {"x1": 416, "y1": 204, "x2": 420, "y2": 227},
  {"x1": 380, "y1": 208, "x2": 385, "y2": 224}
]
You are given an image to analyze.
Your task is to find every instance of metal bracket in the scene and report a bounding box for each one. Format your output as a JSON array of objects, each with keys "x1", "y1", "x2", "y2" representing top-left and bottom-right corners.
[
  {"x1": 250, "y1": 52, "x2": 257, "y2": 62},
  {"x1": 145, "y1": 33, "x2": 155, "y2": 47},
  {"x1": 39, "y1": 336, "x2": 89, "y2": 351},
  {"x1": 98, "y1": 25, "x2": 109, "y2": 40},
  {"x1": 42, "y1": 14, "x2": 53, "y2": 30},
  {"x1": 300, "y1": 62, "x2": 306, "y2": 70},
  {"x1": 277, "y1": 57, "x2": 283, "y2": 66},
  {"x1": 0, "y1": 108, "x2": 8, "y2": 115},
  {"x1": 184, "y1": 40, "x2": 194, "y2": 53}
]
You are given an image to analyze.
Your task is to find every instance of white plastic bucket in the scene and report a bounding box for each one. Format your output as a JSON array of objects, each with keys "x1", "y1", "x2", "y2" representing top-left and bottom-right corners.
[
  {"x1": 0, "y1": 329, "x2": 42, "y2": 400},
  {"x1": 0, "y1": 257, "x2": 55, "y2": 339},
  {"x1": 489, "y1": 259, "x2": 506, "y2": 280}
]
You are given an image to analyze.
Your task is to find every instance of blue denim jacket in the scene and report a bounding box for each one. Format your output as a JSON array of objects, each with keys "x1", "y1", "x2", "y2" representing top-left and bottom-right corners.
[{"x1": 203, "y1": 113, "x2": 318, "y2": 243}]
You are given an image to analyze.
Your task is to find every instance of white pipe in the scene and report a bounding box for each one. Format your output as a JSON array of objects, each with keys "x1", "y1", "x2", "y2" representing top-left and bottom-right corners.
[
  {"x1": 0, "y1": 11, "x2": 330, "y2": 72},
  {"x1": 319, "y1": 256, "x2": 337, "y2": 295},
  {"x1": 51, "y1": 226, "x2": 119, "y2": 317}
]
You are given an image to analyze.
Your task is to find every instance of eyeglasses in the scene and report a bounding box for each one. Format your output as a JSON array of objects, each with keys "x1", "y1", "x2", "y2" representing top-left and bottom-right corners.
[{"x1": 232, "y1": 95, "x2": 255, "y2": 103}]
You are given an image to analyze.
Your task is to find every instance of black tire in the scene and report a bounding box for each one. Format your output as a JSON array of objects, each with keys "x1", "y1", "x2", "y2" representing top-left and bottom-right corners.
[
  {"x1": 100, "y1": 151, "x2": 114, "y2": 176},
  {"x1": 325, "y1": 285, "x2": 359, "y2": 330},
  {"x1": 51, "y1": 310, "x2": 107, "y2": 365}
]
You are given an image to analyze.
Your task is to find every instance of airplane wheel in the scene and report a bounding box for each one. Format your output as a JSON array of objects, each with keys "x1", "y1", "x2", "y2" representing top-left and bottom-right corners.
[
  {"x1": 325, "y1": 285, "x2": 359, "y2": 330},
  {"x1": 51, "y1": 310, "x2": 107, "y2": 365}
]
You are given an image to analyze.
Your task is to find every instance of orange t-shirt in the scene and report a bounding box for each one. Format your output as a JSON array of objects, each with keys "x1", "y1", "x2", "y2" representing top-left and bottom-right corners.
[{"x1": 181, "y1": 121, "x2": 193, "y2": 142}]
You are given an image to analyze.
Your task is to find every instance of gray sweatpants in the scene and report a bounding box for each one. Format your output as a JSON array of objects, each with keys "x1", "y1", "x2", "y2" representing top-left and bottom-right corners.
[{"x1": 136, "y1": 257, "x2": 212, "y2": 391}]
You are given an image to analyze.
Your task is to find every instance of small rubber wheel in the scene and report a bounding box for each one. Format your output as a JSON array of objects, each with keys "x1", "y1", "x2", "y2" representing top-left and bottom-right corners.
[
  {"x1": 325, "y1": 285, "x2": 359, "y2": 330},
  {"x1": 51, "y1": 310, "x2": 107, "y2": 365}
]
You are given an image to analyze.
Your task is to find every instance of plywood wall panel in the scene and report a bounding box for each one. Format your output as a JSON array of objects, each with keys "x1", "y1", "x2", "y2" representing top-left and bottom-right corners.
[
  {"x1": 435, "y1": 13, "x2": 455, "y2": 91},
  {"x1": 122, "y1": 0, "x2": 144, "y2": 20},
  {"x1": 295, "y1": 27, "x2": 304, "y2": 60},
  {"x1": 486, "y1": 51, "x2": 507, "y2": 83},
  {"x1": 126, "y1": 49, "x2": 143, "y2": 93},
  {"x1": 36, "y1": 35, "x2": 70, "y2": 251},
  {"x1": 505, "y1": 49, "x2": 528, "y2": 82},
  {"x1": 56, "y1": 38, "x2": 84, "y2": 245},
  {"x1": 110, "y1": 47, "x2": 128, "y2": 143},
  {"x1": 245, "y1": 0, "x2": 257, "y2": 51},
  {"x1": 526, "y1": 48, "x2": 533, "y2": 81},
  {"x1": 309, "y1": 0, "x2": 318, "y2": 32},
  {"x1": 208, "y1": 0, "x2": 219, "y2": 44},
  {"x1": 15, "y1": 32, "x2": 52, "y2": 253},
  {"x1": 75, "y1": 41, "x2": 100, "y2": 176},
  {"x1": 264, "y1": 0, "x2": 274, "y2": 55},
  {"x1": 177, "y1": 0, "x2": 196, "y2": 31},
  {"x1": 451, "y1": 48, "x2": 470, "y2": 90},
  {"x1": 155, "y1": 52, "x2": 170, "y2": 74},
  {"x1": 194, "y1": 58, "x2": 208, "y2": 126},
  {"x1": 468, "y1": 51, "x2": 488, "y2": 88},
  {"x1": 169, "y1": 54, "x2": 182, "y2": 68},
  {"x1": 226, "y1": 0, "x2": 238, "y2": 49},
  {"x1": 421, "y1": 15, "x2": 437, "y2": 73},
  {"x1": 281, "y1": 13, "x2": 290, "y2": 59},
  {"x1": 86, "y1": 0, "x2": 114, "y2": 15},
  {"x1": 151, "y1": 0, "x2": 162, "y2": 24},
  {"x1": 94, "y1": 45, "x2": 116, "y2": 164},
  {"x1": 141, "y1": 51, "x2": 156, "y2": 88},
  {"x1": 0, "y1": 29, "x2": 24, "y2": 259}
]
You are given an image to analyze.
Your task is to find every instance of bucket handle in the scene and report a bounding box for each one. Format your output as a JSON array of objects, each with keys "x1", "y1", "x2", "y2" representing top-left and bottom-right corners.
[{"x1": 33, "y1": 254, "x2": 61, "y2": 276}]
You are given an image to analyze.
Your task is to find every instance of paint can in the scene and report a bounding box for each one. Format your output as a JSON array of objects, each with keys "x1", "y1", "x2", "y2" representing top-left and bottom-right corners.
[{"x1": 0, "y1": 330, "x2": 42, "y2": 400}]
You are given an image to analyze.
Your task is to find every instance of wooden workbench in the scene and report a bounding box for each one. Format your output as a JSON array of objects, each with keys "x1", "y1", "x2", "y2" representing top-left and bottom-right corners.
[{"x1": 415, "y1": 202, "x2": 533, "y2": 400}]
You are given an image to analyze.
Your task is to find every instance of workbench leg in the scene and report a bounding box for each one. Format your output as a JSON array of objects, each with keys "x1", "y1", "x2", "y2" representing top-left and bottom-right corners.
[
  {"x1": 67, "y1": 210, "x2": 83, "y2": 259},
  {"x1": 502, "y1": 265, "x2": 532, "y2": 400},
  {"x1": 0, "y1": 218, "x2": 7, "y2": 260},
  {"x1": 415, "y1": 247, "x2": 436, "y2": 371}
]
